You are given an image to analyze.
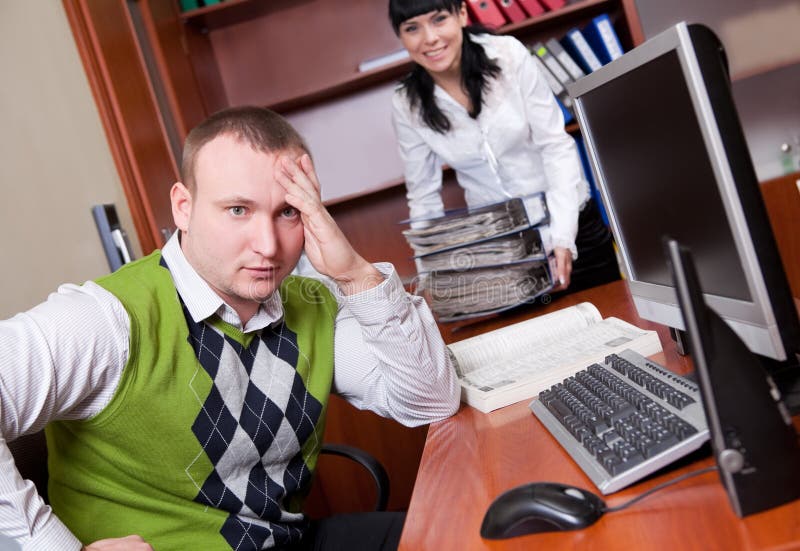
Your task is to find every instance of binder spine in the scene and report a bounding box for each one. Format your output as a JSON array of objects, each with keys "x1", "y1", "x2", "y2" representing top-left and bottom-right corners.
[
  {"x1": 546, "y1": 38, "x2": 585, "y2": 81},
  {"x1": 597, "y1": 16, "x2": 624, "y2": 59},
  {"x1": 533, "y1": 42, "x2": 573, "y2": 85},
  {"x1": 493, "y1": 0, "x2": 527, "y2": 23},
  {"x1": 517, "y1": 0, "x2": 545, "y2": 17},
  {"x1": 564, "y1": 30, "x2": 603, "y2": 72},
  {"x1": 466, "y1": 0, "x2": 508, "y2": 28}
]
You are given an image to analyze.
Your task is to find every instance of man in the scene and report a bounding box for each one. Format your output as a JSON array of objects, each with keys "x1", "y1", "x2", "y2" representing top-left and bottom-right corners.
[{"x1": 0, "y1": 107, "x2": 459, "y2": 550}]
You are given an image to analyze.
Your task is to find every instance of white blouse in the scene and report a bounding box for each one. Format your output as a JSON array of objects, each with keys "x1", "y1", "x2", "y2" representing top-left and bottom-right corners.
[{"x1": 392, "y1": 33, "x2": 590, "y2": 257}]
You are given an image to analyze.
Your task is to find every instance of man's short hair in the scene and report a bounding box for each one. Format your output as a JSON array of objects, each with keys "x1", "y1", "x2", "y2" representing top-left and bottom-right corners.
[{"x1": 181, "y1": 106, "x2": 310, "y2": 193}]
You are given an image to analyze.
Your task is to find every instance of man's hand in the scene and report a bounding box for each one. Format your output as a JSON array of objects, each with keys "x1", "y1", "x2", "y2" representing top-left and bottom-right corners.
[
  {"x1": 277, "y1": 154, "x2": 382, "y2": 295},
  {"x1": 84, "y1": 535, "x2": 153, "y2": 550},
  {"x1": 552, "y1": 246, "x2": 573, "y2": 292}
]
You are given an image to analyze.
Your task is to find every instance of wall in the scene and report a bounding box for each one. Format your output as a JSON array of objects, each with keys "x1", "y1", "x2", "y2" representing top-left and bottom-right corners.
[
  {"x1": 287, "y1": 83, "x2": 404, "y2": 204},
  {"x1": 632, "y1": 0, "x2": 800, "y2": 181},
  {"x1": 0, "y1": 3, "x2": 140, "y2": 318}
]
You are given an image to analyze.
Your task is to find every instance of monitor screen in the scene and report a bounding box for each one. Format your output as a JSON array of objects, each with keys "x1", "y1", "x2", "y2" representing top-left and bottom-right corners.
[{"x1": 569, "y1": 22, "x2": 800, "y2": 365}]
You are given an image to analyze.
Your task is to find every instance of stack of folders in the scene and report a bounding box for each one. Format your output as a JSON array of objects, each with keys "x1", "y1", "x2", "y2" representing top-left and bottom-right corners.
[
  {"x1": 530, "y1": 13, "x2": 626, "y2": 122},
  {"x1": 402, "y1": 194, "x2": 555, "y2": 322}
]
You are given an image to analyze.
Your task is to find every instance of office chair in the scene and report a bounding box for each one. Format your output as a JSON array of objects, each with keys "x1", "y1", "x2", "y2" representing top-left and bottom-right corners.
[{"x1": 7, "y1": 431, "x2": 389, "y2": 511}]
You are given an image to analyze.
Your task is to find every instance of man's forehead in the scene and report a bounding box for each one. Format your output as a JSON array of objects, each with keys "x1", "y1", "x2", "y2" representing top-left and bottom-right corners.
[{"x1": 197, "y1": 133, "x2": 296, "y2": 159}]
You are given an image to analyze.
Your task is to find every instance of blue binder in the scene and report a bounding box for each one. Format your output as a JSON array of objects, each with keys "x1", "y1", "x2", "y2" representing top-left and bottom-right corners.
[
  {"x1": 560, "y1": 28, "x2": 603, "y2": 74},
  {"x1": 582, "y1": 14, "x2": 625, "y2": 65}
]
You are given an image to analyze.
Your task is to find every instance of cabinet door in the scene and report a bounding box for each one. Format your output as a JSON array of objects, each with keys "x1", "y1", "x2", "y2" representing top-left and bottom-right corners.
[
  {"x1": 760, "y1": 172, "x2": 800, "y2": 298},
  {"x1": 64, "y1": 0, "x2": 178, "y2": 253}
]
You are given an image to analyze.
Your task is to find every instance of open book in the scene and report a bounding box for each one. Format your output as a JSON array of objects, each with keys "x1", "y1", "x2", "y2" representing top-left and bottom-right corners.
[{"x1": 448, "y1": 302, "x2": 663, "y2": 413}]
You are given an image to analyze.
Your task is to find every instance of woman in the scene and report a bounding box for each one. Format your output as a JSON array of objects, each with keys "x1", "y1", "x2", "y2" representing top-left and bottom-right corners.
[{"x1": 389, "y1": 0, "x2": 619, "y2": 292}]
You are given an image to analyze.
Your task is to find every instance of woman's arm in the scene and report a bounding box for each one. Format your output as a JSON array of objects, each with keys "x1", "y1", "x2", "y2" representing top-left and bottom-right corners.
[{"x1": 391, "y1": 92, "x2": 446, "y2": 224}]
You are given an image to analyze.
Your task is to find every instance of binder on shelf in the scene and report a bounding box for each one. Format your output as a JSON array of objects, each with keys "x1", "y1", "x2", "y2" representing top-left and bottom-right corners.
[
  {"x1": 466, "y1": 0, "x2": 508, "y2": 28},
  {"x1": 538, "y1": 0, "x2": 566, "y2": 11},
  {"x1": 179, "y1": 0, "x2": 200, "y2": 10},
  {"x1": 493, "y1": 0, "x2": 527, "y2": 23},
  {"x1": 582, "y1": 13, "x2": 625, "y2": 64},
  {"x1": 530, "y1": 55, "x2": 575, "y2": 122},
  {"x1": 561, "y1": 28, "x2": 603, "y2": 73},
  {"x1": 532, "y1": 42, "x2": 574, "y2": 87},
  {"x1": 545, "y1": 37, "x2": 585, "y2": 81},
  {"x1": 517, "y1": 0, "x2": 545, "y2": 17}
]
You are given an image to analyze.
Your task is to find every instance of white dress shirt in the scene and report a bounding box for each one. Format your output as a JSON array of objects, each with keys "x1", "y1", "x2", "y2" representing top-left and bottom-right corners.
[
  {"x1": 392, "y1": 33, "x2": 590, "y2": 257},
  {"x1": 0, "y1": 232, "x2": 459, "y2": 549}
]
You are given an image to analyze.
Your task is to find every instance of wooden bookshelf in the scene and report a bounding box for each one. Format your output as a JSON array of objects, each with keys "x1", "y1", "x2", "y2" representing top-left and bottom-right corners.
[{"x1": 178, "y1": 0, "x2": 629, "y2": 113}]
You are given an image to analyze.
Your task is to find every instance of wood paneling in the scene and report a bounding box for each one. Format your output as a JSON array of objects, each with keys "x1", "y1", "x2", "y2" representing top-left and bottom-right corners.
[
  {"x1": 139, "y1": 0, "x2": 211, "y2": 140},
  {"x1": 306, "y1": 395, "x2": 429, "y2": 516},
  {"x1": 63, "y1": 0, "x2": 178, "y2": 253},
  {"x1": 760, "y1": 171, "x2": 800, "y2": 299}
]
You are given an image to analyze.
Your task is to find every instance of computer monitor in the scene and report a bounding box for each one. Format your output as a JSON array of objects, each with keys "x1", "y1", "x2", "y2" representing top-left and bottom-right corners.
[{"x1": 568, "y1": 22, "x2": 800, "y2": 406}]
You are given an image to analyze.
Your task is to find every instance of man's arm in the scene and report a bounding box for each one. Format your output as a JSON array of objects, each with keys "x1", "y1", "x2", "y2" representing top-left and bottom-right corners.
[
  {"x1": 0, "y1": 283, "x2": 129, "y2": 549},
  {"x1": 330, "y1": 264, "x2": 460, "y2": 426}
]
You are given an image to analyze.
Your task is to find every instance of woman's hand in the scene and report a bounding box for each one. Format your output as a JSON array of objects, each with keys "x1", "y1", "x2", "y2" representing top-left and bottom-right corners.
[{"x1": 552, "y1": 246, "x2": 573, "y2": 292}]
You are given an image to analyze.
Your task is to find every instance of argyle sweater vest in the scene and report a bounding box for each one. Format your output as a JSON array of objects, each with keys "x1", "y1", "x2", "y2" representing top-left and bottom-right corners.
[{"x1": 45, "y1": 251, "x2": 338, "y2": 550}]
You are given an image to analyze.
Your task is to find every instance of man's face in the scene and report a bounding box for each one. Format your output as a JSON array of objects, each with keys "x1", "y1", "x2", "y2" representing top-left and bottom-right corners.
[{"x1": 172, "y1": 134, "x2": 305, "y2": 320}]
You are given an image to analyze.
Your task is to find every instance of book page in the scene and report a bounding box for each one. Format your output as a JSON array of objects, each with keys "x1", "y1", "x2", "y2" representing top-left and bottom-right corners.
[
  {"x1": 457, "y1": 317, "x2": 657, "y2": 392},
  {"x1": 448, "y1": 303, "x2": 602, "y2": 377}
]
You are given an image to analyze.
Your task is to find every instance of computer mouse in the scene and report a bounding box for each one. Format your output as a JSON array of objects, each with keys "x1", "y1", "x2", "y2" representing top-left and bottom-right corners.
[{"x1": 480, "y1": 481, "x2": 606, "y2": 539}]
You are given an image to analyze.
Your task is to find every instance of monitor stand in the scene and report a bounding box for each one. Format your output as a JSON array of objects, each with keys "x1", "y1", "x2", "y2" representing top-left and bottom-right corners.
[{"x1": 666, "y1": 238, "x2": 800, "y2": 518}]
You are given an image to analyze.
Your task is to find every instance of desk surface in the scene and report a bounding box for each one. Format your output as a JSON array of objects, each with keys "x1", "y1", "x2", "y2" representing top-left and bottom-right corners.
[{"x1": 399, "y1": 280, "x2": 800, "y2": 551}]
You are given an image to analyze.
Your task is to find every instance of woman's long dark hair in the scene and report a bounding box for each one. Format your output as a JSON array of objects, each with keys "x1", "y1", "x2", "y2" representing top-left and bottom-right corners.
[{"x1": 389, "y1": 0, "x2": 501, "y2": 134}]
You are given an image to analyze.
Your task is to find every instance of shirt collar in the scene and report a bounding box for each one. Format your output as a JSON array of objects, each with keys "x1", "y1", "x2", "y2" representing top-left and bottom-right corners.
[{"x1": 161, "y1": 232, "x2": 284, "y2": 332}]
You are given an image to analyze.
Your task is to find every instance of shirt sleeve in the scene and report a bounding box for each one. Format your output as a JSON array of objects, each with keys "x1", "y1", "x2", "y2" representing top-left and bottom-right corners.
[
  {"x1": 328, "y1": 263, "x2": 460, "y2": 426},
  {"x1": 0, "y1": 282, "x2": 129, "y2": 549},
  {"x1": 391, "y1": 90, "x2": 446, "y2": 225},
  {"x1": 514, "y1": 39, "x2": 589, "y2": 258}
]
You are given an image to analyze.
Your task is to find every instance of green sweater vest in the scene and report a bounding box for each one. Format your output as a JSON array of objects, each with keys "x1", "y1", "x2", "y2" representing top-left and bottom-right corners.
[{"x1": 45, "y1": 251, "x2": 338, "y2": 550}]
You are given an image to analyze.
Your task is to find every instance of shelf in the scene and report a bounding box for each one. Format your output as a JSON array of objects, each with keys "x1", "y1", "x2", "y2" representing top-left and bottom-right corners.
[
  {"x1": 181, "y1": 0, "x2": 619, "y2": 113},
  {"x1": 179, "y1": 0, "x2": 271, "y2": 30}
]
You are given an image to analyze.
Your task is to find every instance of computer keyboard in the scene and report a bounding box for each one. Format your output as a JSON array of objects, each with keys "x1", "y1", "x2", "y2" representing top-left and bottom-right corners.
[{"x1": 529, "y1": 349, "x2": 710, "y2": 494}]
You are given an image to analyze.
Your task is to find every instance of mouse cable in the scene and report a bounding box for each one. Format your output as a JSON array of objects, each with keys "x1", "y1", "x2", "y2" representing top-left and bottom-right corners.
[{"x1": 604, "y1": 465, "x2": 718, "y2": 513}]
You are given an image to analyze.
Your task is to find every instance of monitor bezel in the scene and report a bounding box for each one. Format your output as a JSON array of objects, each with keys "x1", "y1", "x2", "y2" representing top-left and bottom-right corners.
[{"x1": 568, "y1": 22, "x2": 787, "y2": 361}]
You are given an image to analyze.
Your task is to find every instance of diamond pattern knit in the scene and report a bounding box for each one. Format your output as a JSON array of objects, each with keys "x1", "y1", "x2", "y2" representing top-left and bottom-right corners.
[{"x1": 182, "y1": 297, "x2": 323, "y2": 549}]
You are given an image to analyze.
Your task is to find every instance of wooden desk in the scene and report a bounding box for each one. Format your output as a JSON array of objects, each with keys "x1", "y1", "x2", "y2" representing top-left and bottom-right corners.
[{"x1": 399, "y1": 280, "x2": 800, "y2": 550}]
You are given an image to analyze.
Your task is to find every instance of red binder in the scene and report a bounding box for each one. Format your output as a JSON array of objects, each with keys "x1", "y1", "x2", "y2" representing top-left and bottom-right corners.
[
  {"x1": 538, "y1": 0, "x2": 566, "y2": 11},
  {"x1": 493, "y1": 0, "x2": 527, "y2": 23},
  {"x1": 517, "y1": 0, "x2": 545, "y2": 17},
  {"x1": 466, "y1": 0, "x2": 507, "y2": 28}
]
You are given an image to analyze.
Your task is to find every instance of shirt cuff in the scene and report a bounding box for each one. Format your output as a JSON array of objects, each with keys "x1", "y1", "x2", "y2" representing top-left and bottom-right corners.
[
  {"x1": 23, "y1": 514, "x2": 82, "y2": 551},
  {"x1": 336, "y1": 263, "x2": 409, "y2": 325},
  {"x1": 540, "y1": 225, "x2": 578, "y2": 259}
]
